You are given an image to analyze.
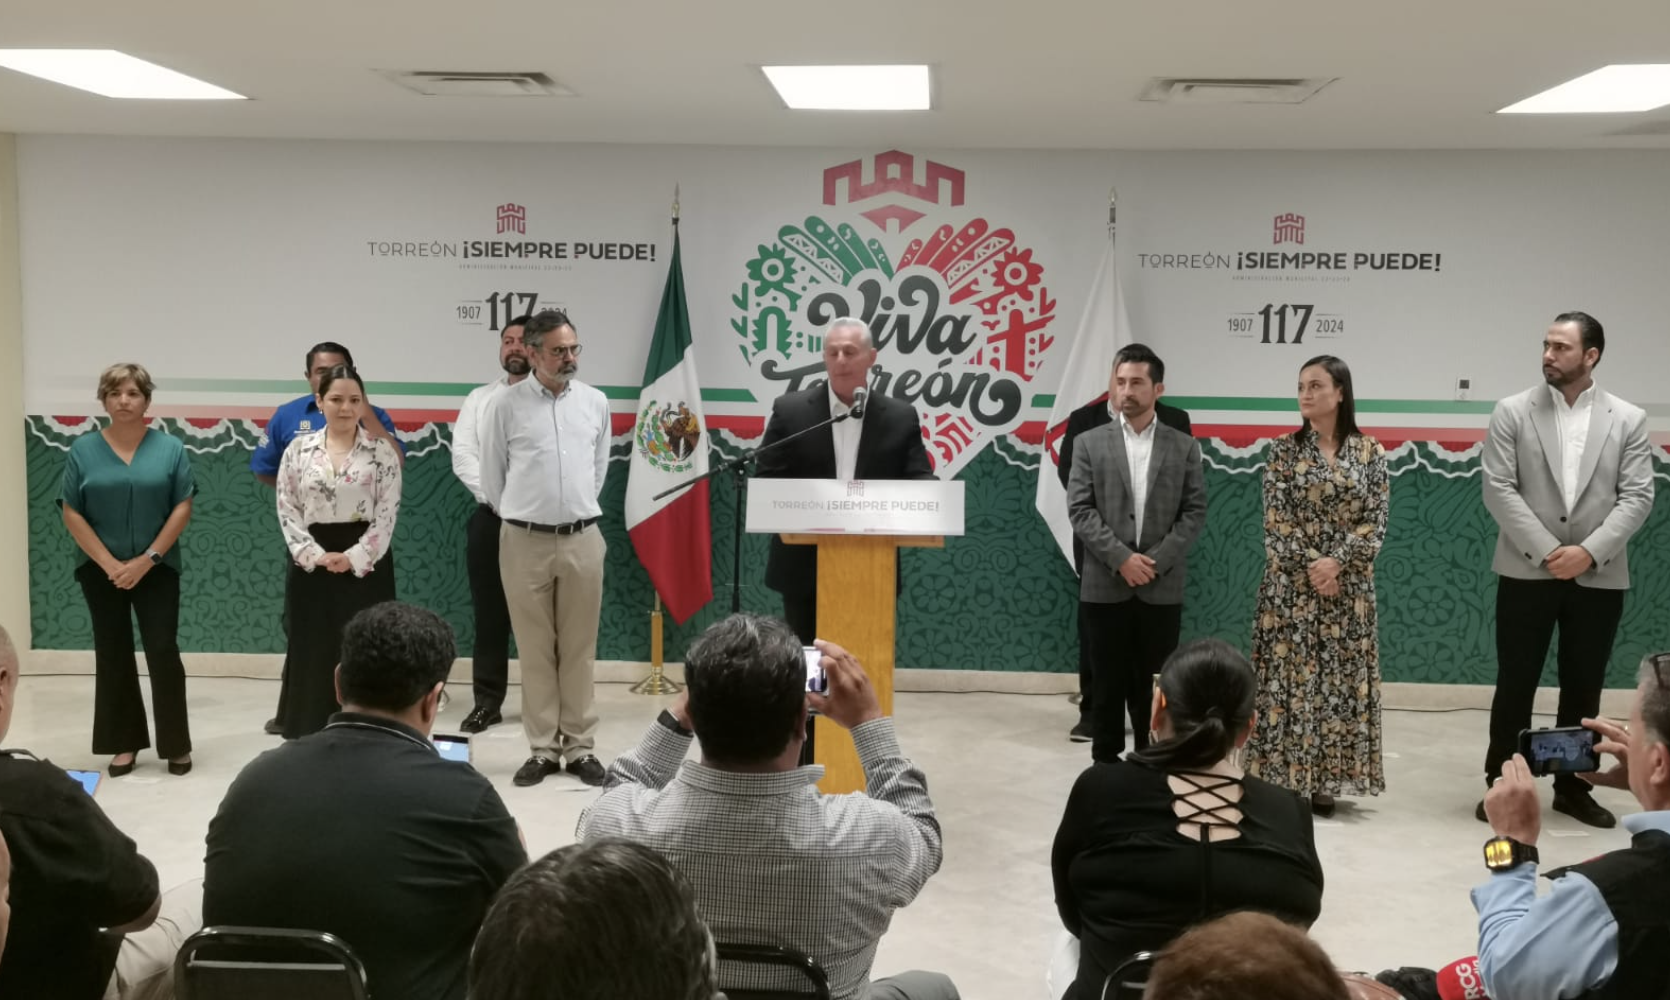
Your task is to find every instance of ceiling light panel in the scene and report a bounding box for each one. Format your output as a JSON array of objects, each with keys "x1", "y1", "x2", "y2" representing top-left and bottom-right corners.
[
  {"x1": 0, "y1": 50, "x2": 245, "y2": 100},
  {"x1": 1498, "y1": 65, "x2": 1670, "y2": 114},
  {"x1": 761, "y1": 65, "x2": 931, "y2": 111}
]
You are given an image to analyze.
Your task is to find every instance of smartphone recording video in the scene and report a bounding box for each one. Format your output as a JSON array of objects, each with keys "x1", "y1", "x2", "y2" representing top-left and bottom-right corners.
[
  {"x1": 432, "y1": 733, "x2": 472, "y2": 764},
  {"x1": 804, "y1": 646, "x2": 828, "y2": 694},
  {"x1": 1519, "y1": 726, "x2": 1600, "y2": 776}
]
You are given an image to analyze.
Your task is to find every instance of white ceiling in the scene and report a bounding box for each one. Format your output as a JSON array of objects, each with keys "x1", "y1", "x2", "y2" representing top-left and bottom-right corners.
[{"x1": 3, "y1": 0, "x2": 1669, "y2": 149}]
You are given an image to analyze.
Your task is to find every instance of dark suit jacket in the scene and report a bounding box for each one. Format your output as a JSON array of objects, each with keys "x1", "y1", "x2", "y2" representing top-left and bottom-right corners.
[
  {"x1": 755, "y1": 384, "x2": 935, "y2": 597},
  {"x1": 1058, "y1": 400, "x2": 1192, "y2": 576}
]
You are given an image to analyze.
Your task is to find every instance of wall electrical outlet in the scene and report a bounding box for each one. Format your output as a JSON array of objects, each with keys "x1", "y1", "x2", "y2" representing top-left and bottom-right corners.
[{"x1": 1455, "y1": 377, "x2": 1471, "y2": 401}]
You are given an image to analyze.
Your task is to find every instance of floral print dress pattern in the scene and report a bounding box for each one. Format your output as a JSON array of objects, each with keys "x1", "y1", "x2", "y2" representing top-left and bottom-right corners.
[
  {"x1": 275, "y1": 427, "x2": 401, "y2": 576},
  {"x1": 1244, "y1": 431, "x2": 1389, "y2": 797}
]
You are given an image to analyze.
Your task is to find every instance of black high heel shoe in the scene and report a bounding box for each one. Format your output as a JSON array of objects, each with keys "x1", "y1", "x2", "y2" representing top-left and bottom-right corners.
[
  {"x1": 167, "y1": 757, "x2": 193, "y2": 776},
  {"x1": 109, "y1": 756, "x2": 137, "y2": 777}
]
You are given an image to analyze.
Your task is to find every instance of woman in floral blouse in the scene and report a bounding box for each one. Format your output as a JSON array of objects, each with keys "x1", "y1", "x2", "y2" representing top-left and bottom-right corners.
[
  {"x1": 1243, "y1": 355, "x2": 1389, "y2": 817},
  {"x1": 275, "y1": 365, "x2": 402, "y2": 737}
]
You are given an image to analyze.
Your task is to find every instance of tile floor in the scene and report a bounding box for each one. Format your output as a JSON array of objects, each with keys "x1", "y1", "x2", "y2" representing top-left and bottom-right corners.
[{"x1": 7, "y1": 674, "x2": 1641, "y2": 999}]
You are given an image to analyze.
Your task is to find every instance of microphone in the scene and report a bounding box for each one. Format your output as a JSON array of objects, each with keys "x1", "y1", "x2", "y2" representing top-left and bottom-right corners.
[
  {"x1": 849, "y1": 386, "x2": 868, "y2": 419},
  {"x1": 1436, "y1": 957, "x2": 1490, "y2": 1000}
]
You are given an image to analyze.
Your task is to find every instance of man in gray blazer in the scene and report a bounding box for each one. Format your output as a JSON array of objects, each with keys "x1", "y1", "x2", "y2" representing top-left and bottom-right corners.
[
  {"x1": 1480, "y1": 311, "x2": 1654, "y2": 828},
  {"x1": 1068, "y1": 344, "x2": 1208, "y2": 763}
]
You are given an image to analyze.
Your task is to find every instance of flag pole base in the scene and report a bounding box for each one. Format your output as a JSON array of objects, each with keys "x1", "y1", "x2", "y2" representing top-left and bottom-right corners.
[{"x1": 632, "y1": 604, "x2": 685, "y2": 696}]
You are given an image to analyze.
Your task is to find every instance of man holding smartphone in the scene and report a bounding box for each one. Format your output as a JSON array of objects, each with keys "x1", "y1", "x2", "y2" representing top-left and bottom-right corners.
[
  {"x1": 1474, "y1": 653, "x2": 1670, "y2": 998},
  {"x1": 578, "y1": 614, "x2": 958, "y2": 1000}
]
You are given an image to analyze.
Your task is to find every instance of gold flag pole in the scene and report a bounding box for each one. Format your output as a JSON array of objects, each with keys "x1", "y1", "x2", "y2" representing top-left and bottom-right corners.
[
  {"x1": 633, "y1": 594, "x2": 683, "y2": 695},
  {"x1": 632, "y1": 185, "x2": 687, "y2": 697}
]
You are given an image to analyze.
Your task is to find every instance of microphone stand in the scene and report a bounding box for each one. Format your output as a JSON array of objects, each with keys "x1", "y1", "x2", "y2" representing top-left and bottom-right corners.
[{"x1": 652, "y1": 401, "x2": 864, "y2": 614}]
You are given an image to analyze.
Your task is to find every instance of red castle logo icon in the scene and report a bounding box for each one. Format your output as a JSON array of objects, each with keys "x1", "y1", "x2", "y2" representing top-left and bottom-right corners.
[
  {"x1": 497, "y1": 203, "x2": 527, "y2": 235},
  {"x1": 823, "y1": 151, "x2": 965, "y2": 233},
  {"x1": 1273, "y1": 212, "x2": 1306, "y2": 245}
]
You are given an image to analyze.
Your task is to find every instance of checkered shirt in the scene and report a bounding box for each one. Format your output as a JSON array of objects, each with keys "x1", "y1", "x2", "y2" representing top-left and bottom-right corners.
[{"x1": 577, "y1": 717, "x2": 943, "y2": 1000}]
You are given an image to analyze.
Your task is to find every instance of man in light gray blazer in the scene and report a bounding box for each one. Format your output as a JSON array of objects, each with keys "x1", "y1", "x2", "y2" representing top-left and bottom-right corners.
[
  {"x1": 1480, "y1": 311, "x2": 1654, "y2": 828},
  {"x1": 1068, "y1": 345, "x2": 1207, "y2": 763}
]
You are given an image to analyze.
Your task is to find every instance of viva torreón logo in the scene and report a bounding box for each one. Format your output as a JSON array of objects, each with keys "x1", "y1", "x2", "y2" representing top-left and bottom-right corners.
[{"x1": 731, "y1": 150, "x2": 1061, "y2": 477}]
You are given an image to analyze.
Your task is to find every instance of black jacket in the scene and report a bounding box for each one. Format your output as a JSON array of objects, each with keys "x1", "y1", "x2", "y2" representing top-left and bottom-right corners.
[{"x1": 755, "y1": 385, "x2": 935, "y2": 597}]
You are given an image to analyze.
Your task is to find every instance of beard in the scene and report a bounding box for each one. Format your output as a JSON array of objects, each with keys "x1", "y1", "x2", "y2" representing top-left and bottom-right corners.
[
  {"x1": 1543, "y1": 363, "x2": 1579, "y2": 387},
  {"x1": 503, "y1": 356, "x2": 530, "y2": 376}
]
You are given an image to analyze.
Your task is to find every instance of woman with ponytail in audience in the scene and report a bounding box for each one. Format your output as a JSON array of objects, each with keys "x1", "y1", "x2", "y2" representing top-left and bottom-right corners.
[{"x1": 1049, "y1": 638, "x2": 1324, "y2": 1000}]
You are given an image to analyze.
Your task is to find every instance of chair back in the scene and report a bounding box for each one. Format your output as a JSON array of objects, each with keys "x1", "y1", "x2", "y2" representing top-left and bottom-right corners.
[
  {"x1": 1101, "y1": 951, "x2": 1156, "y2": 1000},
  {"x1": 715, "y1": 942, "x2": 831, "y2": 1000},
  {"x1": 174, "y1": 925, "x2": 369, "y2": 1000}
]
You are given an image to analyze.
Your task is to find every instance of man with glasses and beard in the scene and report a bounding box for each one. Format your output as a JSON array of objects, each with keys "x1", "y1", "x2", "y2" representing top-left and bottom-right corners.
[
  {"x1": 1479, "y1": 312, "x2": 1653, "y2": 829},
  {"x1": 451, "y1": 316, "x2": 532, "y2": 734},
  {"x1": 478, "y1": 311, "x2": 612, "y2": 788}
]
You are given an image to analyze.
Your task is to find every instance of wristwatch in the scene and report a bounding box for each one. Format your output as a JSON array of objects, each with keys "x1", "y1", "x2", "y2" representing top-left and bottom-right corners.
[
  {"x1": 1483, "y1": 836, "x2": 1539, "y2": 872},
  {"x1": 146, "y1": 549, "x2": 163, "y2": 565}
]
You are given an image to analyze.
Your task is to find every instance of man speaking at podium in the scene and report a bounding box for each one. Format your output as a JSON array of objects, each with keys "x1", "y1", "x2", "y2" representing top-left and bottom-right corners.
[{"x1": 756, "y1": 318, "x2": 934, "y2": 644}]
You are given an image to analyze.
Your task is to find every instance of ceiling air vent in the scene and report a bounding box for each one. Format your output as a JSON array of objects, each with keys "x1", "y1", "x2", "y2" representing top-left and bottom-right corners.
[
  {"x1": 377, "y1": 70, "x2": 576, "y2": 98},
  {"x1": 1139, "y1": 77, "x2": 1336, "y2": 105}
]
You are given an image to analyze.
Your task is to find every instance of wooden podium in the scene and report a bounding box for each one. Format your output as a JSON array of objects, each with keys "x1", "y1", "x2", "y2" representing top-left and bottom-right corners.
[
  {"x1": 782, "y1": 532, "x2": 943, "y2": 793},
  {"x1": 747, "y1": 477, "x2": 965, "y2": 795}
]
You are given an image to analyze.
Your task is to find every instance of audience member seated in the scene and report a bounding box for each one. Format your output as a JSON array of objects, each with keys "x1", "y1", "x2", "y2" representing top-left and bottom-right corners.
[
  {"x1": 470, "y1": 838, "x2": 716, "y2": 1000},
  {"x1": 1051, "y1": 638, "x2": 1323, "y2": 1000},
  {"x1": 1143, "y1": 912, "x2": 1349, "y2": 1000},
  {"x1": 579, "y1": 613, "x2": 957, "y2": 1000},
  {"x1": 203, "y1": 601, "x2": 526, "y2": 1000},
  {"x1": 1473, "y1": 651, "x2": 1670, "y2": 999},
  {"x1": 0, "y1": 624, "x2": 200, "y2": 1000}
]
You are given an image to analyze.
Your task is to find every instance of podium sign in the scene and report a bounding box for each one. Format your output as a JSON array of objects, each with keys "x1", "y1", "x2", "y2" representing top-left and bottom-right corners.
[
  {"x1": 743, "y1": 477, "x2": 962, "y2": 794},
  {"x1": 744, "y1": 479, "x2": 965, "y2": 537}
]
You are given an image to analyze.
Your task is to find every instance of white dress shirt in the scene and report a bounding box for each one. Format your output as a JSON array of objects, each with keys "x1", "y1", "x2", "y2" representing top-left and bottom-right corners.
[
  {"x1": 477, "y1": 376, "x2": 611, "y2": 525},
  {"x1": 451, "y1": 375, "x2": 515, "y2": 504},
  {"x1": 1121, "y1": 412, "x2": 1158, "y2": 542},
  {"x1": 1549, "y1": 382, "x2": 1596, "y2": 513},
  {"x1": 829, "y1": 383, "x2": 861, "y2": 482}
]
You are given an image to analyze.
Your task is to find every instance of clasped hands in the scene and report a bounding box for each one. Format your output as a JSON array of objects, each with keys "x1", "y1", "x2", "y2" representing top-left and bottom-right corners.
[
  {"x1": 1545, "y1": 545, "x2": 1594, "y2": 581},
  {"x1": 318, "y1": 552, "x2": 354, "y2": 574},
  {"x1": 1118, "y1": 553, "x2": 1157, "y2": 587},
  {"x1": 105, "y1": 555, "x2": 155, "y2": 590},
  {"x1": 1307, "y1": 556, "x2": 1343, "y2": 596}
]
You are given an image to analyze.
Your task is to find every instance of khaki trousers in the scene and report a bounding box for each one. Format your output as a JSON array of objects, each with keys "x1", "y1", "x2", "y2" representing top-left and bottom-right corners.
[{"x1": 499, "y1": 522, "x2": 606, "y2": 762}]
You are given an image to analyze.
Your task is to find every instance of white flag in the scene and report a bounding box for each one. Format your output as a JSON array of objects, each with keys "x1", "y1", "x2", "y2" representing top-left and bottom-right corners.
[{"x1": 1033, "y1": 233, "x2": 1130, "y2": 566}]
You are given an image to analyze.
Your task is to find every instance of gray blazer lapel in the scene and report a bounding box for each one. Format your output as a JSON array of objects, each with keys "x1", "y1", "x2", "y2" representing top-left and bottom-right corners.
[
  {"x1": 1108, "y1": 424, "x2": 1134, "y2": 503},
  {"x1": 1528, "y1": 392, "x2": 1563, "y2": 484},
  {"x1": 1574, "y1": 394, "x2": 1615, "y2": 501}
]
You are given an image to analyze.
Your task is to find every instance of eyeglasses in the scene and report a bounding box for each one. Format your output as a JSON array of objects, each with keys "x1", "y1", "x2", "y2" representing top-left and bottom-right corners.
[
  {"x1": 547, "y1": 344, "x2": 583, "y2": 357},
  {"x1": 1649, "y1": 652, "x2": 1670, "y2": 690}
]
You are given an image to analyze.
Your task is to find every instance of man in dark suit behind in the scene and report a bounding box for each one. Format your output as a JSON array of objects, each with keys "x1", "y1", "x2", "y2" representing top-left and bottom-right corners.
[
  {"x1": 1068, "y1": 344, "x2": 1207, "y2": 763},
  {"x1": 1058, "y1": 384, "x2": 1191, "y2": 742},
  {"x1": 756, "y1": 317, "x2": 935, "y2": 643}
]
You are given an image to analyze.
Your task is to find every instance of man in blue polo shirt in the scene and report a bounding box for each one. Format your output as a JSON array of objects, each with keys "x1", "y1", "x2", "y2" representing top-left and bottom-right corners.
[
  {"x1": 252, "y1": 341, "x2": 404, "y2": 733},
  {"x1": 250, "y1": 341, "x2": 402, "y2": 486}
]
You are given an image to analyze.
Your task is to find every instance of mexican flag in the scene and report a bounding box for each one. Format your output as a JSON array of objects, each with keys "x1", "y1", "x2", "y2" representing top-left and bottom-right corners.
[
  {"x1": 1033, "y1": 231, "x2": 1127, "y2": 566},
  {"x1": 626, "y1": 228, "x2": 713, "y2": 623}
]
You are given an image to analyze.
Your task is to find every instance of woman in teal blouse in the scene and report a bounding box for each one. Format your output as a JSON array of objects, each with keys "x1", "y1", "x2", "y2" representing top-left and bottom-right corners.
[{"x1": 60, "y1": 364, "x2": 196, "y2": 777}]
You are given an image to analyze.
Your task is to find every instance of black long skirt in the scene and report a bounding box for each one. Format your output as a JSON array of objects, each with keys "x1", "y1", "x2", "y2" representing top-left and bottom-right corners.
[{"x1": 279, "y1": 522, "x2": 396, "y2": 739}]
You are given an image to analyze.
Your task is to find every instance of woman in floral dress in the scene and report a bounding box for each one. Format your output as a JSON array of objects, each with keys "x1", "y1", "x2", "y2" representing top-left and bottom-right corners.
[
  {"x1": 275, "y1": 365, "x2": 402, "y2": 737},
  {"x1": 1244, "y1": 355, "x2": 1388, "y2": 816}
]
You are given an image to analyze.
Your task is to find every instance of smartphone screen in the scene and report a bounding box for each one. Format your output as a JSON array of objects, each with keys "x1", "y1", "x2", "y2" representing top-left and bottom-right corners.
[
  {"x1": 66, "y1": 768, "x2": 101, "y2": 796},
  {"x1": 432, "y1": 733, "x2": 472, "y2": 764},
  {"x1": 1519, "y1": 726, "x2": 1600, "y2": 775},
  {"x1": 804, "y1": 646, "x2": 828, "y2": 694}
]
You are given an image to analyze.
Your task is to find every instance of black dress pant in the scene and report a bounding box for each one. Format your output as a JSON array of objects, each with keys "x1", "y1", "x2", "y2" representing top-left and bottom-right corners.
[
  {"x1": 781, "y1": 592, "x2": 817, "y2": 646},
  {"x1": 466, "y1": 504, "x2": 513, "y2": 709},
  {"x1": 1076, "y1": 600, "x2": 1097, "y2": 721},
  {"x1": 1486, "y1": 576, "x2": 1625, "y2": 795},
  {"x1": 75, "y1": 561, "x2": 192, "y2": 759},
  {"x1": 1085, "y1": 599, "x2": 1182, "y2": 764}
]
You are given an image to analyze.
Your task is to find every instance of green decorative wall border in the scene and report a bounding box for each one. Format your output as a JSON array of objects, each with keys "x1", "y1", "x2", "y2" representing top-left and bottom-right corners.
[{"x1": 24, "y1": 418, "x2": 1670, "y2": 686}]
